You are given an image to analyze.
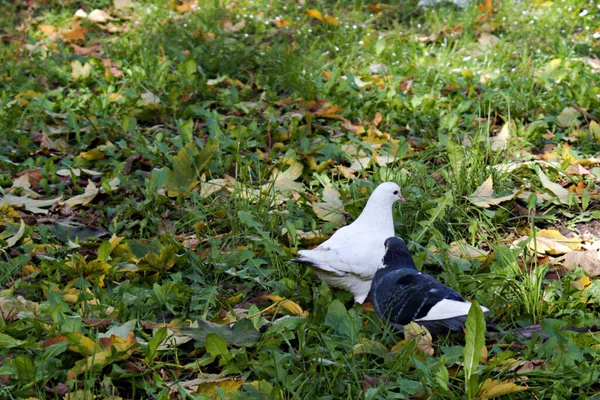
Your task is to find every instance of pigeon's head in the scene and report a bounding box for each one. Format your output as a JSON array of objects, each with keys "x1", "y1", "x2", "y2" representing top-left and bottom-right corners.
[
  {"x1": 372, "y1": 182, "x2": 405, "y2": 204},
  {"x1": 382, "y1": 237, "x2": 416, "y2": 269}
]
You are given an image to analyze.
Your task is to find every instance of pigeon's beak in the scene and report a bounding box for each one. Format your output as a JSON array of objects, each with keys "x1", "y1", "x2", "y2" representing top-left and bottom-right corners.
[{"x1": 398, "y1": 195, "x2": 406, "y2": 203}]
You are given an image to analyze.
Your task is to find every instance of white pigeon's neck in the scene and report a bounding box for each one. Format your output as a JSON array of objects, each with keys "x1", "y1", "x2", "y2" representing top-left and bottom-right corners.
[{"x1": 355, "y1": 198, "x2": 395, "y2": 231}]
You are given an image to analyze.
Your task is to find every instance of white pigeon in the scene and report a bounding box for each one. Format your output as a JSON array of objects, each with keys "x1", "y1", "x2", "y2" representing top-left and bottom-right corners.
[{"x1": 293, "y1": 182, "x2": 405, "y2": 303}]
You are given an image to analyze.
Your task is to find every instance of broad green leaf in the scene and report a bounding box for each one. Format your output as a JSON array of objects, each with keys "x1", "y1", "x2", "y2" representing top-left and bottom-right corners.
[
  {"x1": 144, "y1": 327, "x2": 169, "y2": 363},
  {"x1": 183, "y1": 318, "x2": 260, "y2": 347},
  {"x1": 178, "y1": 118, "x2": 194, "y2": 143},
  {"x1": 0, "y1": 332, "x2": 24, "y2": 348},
  {"x1": 412, "y1": 191, "x2": 453, "y2": 243},
  {"x1": 14, "y1": 354, "x2": 35, "y2": 381},
  {"x1": 323, "y1": 299, "x2": 356, "y2": 339},
  {"x1": 351, "y1": 339, "x2": 388, "y2": 358},
  {"x1": 97, "y1": 240, "x2": 112, "y2": 263},
  {"x1": 205, "y1": 333, "x2": 232, "y2": 363},
  {"x1": 463, "y1": 300, "x2": 486, "y2": 399},
  {"x1": 446, "y1": 139, "x2": 465, "y2": 185}
]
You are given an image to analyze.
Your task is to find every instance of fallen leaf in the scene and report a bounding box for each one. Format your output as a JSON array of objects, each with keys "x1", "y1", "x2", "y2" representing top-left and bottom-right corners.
[
  {"x1": 0, "y1": 194, "x2": 62, "y2": 214},
  {"x1": 306, "y1": 9, "x2": 323, "y2": 21},
  {"x1": 1, "y1": 219, "x2": 26, "y2": 248},
  {"x1": 478, "y1": 32, "x2": 500, "y2": 48},
  {"x1": 478, "y1": 378, "x2": 528, "y2": 399},
  {"x1": 223, "y1": 20, "x2": 245, "y2": 33},
  {"x1": 557, "y1": 250, "x2": 600, "y2": 277},
  {"x1": 312, "y1": 184, "x2": 346, "y2": 224},
  {"x1": 64, "y1": 181, "x2": 99, "y2": 208},
  {"x1": 87, "y1": 9, "x2": 114, "y2": 23},
  {"x1": 490, "y1": 121, "x2": 511, "y2": 151},
  {"x1": 63, "y1": 24, "x2": 87, "y2": 41},
  {"x1": 265, "y1": 295, "x2": 309, "y2": 317},
  {"x1": 73, "y1": 9, "x2": 89, "y2": 19},
  {"x1": 38, "y1": 25, "x2": 56, "y2": 35},
  {"x1": 78, "y1": 148, "x2": 105, "y2": 161},
  {"x1": 403, "y1": 322, "x2": 434, "y2": 355},
  {"x1": 557, "y1": 107, "x2": 581, "y2": 128},
  {"x1": 572, "y1": 275, "x2": 590, "y2": 290},
  {"x1": 114, "y1": 0, "x2": 136, "y2": 9},
  {"x1": 537, "y1": 167, "x2": 571, "y2": 205},
  {"x1": 71, "y1": 60, "x2": 92, "y2": 80},
  {"x1": 266, "y1": 162, "x2": 303, "y2": 195},
  {"x1": 467, "y1": 175, "x2": 522, "y2": 208},
  {"x1": 71, "y1": 44, "x2": 103, "y2": 56},
  {"x1": 447, "y1": 241, "x2": 489, "y2": 260},
  {"x1": 141, "y1": 92, "x2": 160, "y2": 105},
  {"x1": 323, "y1": 15, "x2": 339, "y2": 26}
]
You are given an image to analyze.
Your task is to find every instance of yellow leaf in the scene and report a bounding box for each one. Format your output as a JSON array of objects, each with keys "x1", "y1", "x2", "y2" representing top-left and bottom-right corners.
[
  {"x1": 65, "y1": 332, "x2": 99, "y2": 356},
  {"x1": 403, "y1": 322, "x2": 434, "y2": 355},
  {"x1": 477, "y1": 378, "x2": 528, "y2": 399},
  {"x1": 78, "y1": 148, "x2": 106, "y2": 161},
  {"x1": 572, "y1": 275, "x2": 590, "y2": 290},
  {"x1": 306, "y1": 9, "x2": 324, "y2": 21},
  {"x1": 323, "y1": 15, "x2": 339, "y2": 26},
  {"x1": 536, "y1": 229, "x2": 580, "y2": 251},
  {"x1": 467, "y1": 175, "x2": 523, "y2": 208},
  {"x1": 38, "y1": 25, "x2": 56, "y2": 35},
  {"x1": 196, "y1": 378, "x2": 244, "y2": 397},
  {"x1": 590, "y1": 121, "x2": 600, "y2": 142},
  {"x1": 71, "y1": 60, "x2": 91, "y2": 80},
  {"x1": 265, "y1": 295, "x2": 308, "y2": 317}
]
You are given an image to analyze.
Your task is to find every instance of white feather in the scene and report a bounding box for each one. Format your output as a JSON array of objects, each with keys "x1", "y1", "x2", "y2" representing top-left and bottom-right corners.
[
  {"x1": 295, "y1": 182, "x2": 403, "y2": 303},
  {"x1": 415, "y1": 299, "x2": 489, "y2": 321}
]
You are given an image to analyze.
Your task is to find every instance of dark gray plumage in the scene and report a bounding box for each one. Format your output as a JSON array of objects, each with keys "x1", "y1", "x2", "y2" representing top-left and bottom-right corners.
[{"x1": 371, "y1": 237, "x2": 488, "y2": 335}]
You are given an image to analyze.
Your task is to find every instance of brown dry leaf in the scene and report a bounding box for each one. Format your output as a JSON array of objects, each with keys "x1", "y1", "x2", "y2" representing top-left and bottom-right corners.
[
  {"x1": 312, "y1": 184, "x2": 346, "y2": 225},
  {"x1": 63, "y1": 22, "x2": 88, "y2": 41},
  {"x1": 15, "y1": 169, "x2": 42, "y2": 187},
  {"x1": 403, "y1": 322, "x2": 434, "y2": 355},
  {"x1": 557, "y1": 250, "x2": 600, "y2": 277},
  {"x1": 335, "y1": 165, "x2": 356, "y2": 179},
  {"x1": 223, "y1": 20, "x2": 246, "y2": 33},
  {"x1": 373, "y1": 112, "x2": 383, "y2": 127},
  {"x1": 71, "y1": 44, "x2": 103, "y2": 56},
  {"x1": 477, "y1": 378, "x2": 528, "y2": 399},
  {"x1": 508, "y1": 359, "x2": 547, "y2": 373},
  {"x1": 38, "y1": 24, "x2": 56, "y2": 35}
]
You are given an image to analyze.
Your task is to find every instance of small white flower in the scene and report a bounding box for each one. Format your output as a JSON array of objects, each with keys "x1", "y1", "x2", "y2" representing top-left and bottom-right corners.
[{"x1": 579, "y1": 9, "x2": 588, "y2": 16}]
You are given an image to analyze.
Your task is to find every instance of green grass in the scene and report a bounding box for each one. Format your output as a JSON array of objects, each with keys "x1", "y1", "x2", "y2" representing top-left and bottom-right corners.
[{"x1": 1, "y1": 0, "x2": 600, "y2": 398}]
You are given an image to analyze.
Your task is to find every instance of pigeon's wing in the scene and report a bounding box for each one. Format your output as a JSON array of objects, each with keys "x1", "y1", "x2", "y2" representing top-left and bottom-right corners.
[
  {"x1": 295, "y1": 231, "x2": 386, "y2": 279},
  {"x1": 373, "y1": 270, "x2": 472, "y2": 325}
]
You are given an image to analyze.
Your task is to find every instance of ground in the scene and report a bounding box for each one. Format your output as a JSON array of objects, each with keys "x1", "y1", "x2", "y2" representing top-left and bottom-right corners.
[{"x1": 0, "y1": 0, "x2": 599, "y2": 398}]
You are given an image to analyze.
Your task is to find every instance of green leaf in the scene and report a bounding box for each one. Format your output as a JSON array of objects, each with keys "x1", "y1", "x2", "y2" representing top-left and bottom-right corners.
[
  {"x1": 323, "y1": 299, "x2": 356, "y2": 339},
  {"x1": 183, "y1": 318, "x2": 261, "y2": 347},
  {"x1": 14, "y1": 354, "x2": 35, "y2": 381},
  {"x1": 0, "y1": 332, "x2": 24, "y2": 348},
  {"x1": 463, "y1": 300, "x2": 486, "y2": 399},
  {"x1": 179, "y1": 118, "x2": 194, "y2": 143},
  {"x1": 446, "y1": 139, "x2": 465, "y2": 186},
  {"x1": 97, "y1": 240, "x2": 112, "y2": 263},
  {"x1": 412, "y1": 191, "x2": 453, "y2": 243},
  {"x1": 205, "y1": 333, "x2": 232, "y2": 363},
  {"x1": 145, "y1": 327, "x2": 169, "y2": 363}
]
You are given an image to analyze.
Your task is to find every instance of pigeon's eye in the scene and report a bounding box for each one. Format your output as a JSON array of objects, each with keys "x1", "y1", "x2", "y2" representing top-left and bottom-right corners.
[{"x1": 393, "y1": 190, "x2": 399, "y2": 195}]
